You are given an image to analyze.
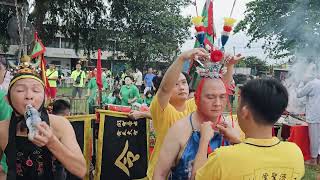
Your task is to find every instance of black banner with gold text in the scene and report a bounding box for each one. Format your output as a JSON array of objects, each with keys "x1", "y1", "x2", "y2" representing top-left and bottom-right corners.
[{"x1": 96, "y1": 111, "x2": 148, "y2": 180}]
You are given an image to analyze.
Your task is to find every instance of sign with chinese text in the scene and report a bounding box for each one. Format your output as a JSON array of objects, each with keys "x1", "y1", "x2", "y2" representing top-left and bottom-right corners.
[{"x1": 95, "y1": 110, "x2": 149, "y2": 180}]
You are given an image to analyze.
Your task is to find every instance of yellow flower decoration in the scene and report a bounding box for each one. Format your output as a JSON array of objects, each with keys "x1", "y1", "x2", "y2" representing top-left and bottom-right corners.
[
  {"x1": 224, "y1": 17, "x2": 237, "y2": 26},
  {"x1": 192, "y1": 16, "x2": 204, "y2": 26}
]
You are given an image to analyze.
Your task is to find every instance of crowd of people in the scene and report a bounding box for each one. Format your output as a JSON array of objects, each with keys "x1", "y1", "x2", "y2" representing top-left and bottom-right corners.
[
  {"x1": 44, "y1": 63, "x2": 163, "y2": 111},
  {"x1": 0, "y1": 47, "x2": 309, "y2": 180}
]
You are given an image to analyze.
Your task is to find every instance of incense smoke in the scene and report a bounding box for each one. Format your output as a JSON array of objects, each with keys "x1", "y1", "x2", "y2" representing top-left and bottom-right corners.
[{"x1": 279, "y1": 0, "x2": 320, "y2": 114}]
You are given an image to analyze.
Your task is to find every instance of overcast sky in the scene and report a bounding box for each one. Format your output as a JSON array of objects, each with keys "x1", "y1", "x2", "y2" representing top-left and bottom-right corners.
[{"x1": 181, "y1": 0, "x2": 282, "y2": 64}]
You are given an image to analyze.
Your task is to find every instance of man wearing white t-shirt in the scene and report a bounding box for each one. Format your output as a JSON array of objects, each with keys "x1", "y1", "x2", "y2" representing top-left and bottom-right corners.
[{"x1": 134, "y1": 68, "x2": 143, "y2": 92}]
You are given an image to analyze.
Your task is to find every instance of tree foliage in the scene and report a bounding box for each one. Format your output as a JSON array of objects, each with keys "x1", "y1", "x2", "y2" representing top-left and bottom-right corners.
[
  {"x1": 0, "y1": 5, "x2": 14, "y2": 52},
  {"x1": 29, "y1": 0, "x2": 109, "y2": 55},
  {"x1": 235, "y1": 0, "x2": 320, "y2": 60},
  {"x1": 1, "y1": 0, "x2": 110, "y2": 56},
  {"x1": 237, "y1": 56, "x2": 269, "y2": 75},
  {"x1": 1, "y1": 0, "x2": 192, "y2": 68},
  {"x1": 107, "y1": 0, "x2": 191, "y2": 68}
]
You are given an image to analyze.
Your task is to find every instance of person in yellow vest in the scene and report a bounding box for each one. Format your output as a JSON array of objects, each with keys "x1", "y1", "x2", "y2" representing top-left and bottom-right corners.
[
  {"x1": 46, "y1": 64, "x2": 59, "y2": 100},
  {"x1": 195, "y1": 79, "x2": 305, "y2": 180},
  {"x1": 71, "y1": 63, "x2": 86, "y2": 98}
]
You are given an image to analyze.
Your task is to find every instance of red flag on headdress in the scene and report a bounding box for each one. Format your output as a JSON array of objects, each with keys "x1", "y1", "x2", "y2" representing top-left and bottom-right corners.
[
  {"x1": 31, "y1": 32, "x2": 50, "y2": 96},
  {"x1": 193, "y1": 0, "x2": 216, "y2": 48},
  {"x1": 207, "y1": 0, "x2": 214, "y2": 36},
  {"x1": 31, "y1": 32, "x2": 46, "y2": 59},
  {"x1": 96, "y1": 49, "x2": 103, "y2": 90},
  {"x1": 190, "y1": 0, "x2": 215, "y2": 75}
]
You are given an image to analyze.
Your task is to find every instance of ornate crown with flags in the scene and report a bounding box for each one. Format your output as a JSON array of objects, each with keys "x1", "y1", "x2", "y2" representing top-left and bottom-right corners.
[
  {"x1": 188, "y1": 0, "x2": 238, "y2": 89},
  {"x1": 8, "y1": 54, "x2": 45, "y2": 91},
  {"x1": 8, "y1": 33, "x2": 51, "y2": 98},
  {"x1": 10, "y1": 55, "x2": 40, "y2": 74}
]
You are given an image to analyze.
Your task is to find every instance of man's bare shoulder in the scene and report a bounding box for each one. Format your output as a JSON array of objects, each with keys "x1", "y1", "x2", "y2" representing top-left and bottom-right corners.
[
  {"x1": 49, "y1": 114, "x2": 69, "y2": 124},
  {"x1": 48, "y1": 114, "x2": 73, "y2": 138},
  {"x1": 0, "y1": 120, "x2": 9, "y2": 132},
  {"x1": 0, "y1": 120, "x2": 9, "y2": 150},
  {"x1": 170, "y1": 116, "x2": 190, "y2": 131},
  {"x1": 167, "y1": 116, "x2": 192, "y2": 141},
  {"x1": 166, "y1": 116, "x2": 194, "y2": 150}
]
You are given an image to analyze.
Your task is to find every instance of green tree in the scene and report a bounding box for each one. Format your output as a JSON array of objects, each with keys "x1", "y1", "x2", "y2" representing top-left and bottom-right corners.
[
  {"x1": 1, "y1": 0, "x2": 191, "y2": 67},
  {"x1": 235, "y1": 0, "x2": 320, "y2": 60},
  {"x1": 1, "y1": 0, "x2": 110, "y2": 56},
  {"x1": 30, "y1": 0, "x2": 109, "y2": 55},
  {"x1": 237, "y1": 56, "x2": 269, "y2": 75},
  {"x1": 107, "y1": 0, "x2": 191, "y2": 69},
  {"x1": 0, "y1": 5, "x2": 14, "y2": 52}
]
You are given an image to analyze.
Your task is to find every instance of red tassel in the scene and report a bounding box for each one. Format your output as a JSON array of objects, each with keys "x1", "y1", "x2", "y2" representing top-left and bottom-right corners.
[
  {"x1": 34, "y1": 32, "x2": 38, "y2": 41},
  {"x1": 216, "y1": 115, "x2": 222, "y2": 126},
  {"x1": 195, "y1": 78, "x2": 206, "y2": 107},
  {"x1": 207, "y1": 145, "x2": 213, "y2": 154}
]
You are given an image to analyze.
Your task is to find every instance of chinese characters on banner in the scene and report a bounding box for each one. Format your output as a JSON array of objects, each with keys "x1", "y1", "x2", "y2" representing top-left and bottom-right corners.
[
  {"x1": 116, "y1": 120, "x2": 139, "y2": 137},
  {"x1": 99, "y1": 114, "x2": 148, "y2": 180}
]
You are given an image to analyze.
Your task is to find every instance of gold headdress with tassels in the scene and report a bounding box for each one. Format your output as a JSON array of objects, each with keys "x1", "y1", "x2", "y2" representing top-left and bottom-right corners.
[
  {"x1": 9, "y1": 55, "x2": 44, "y2": 88},
  {"x1": 9, "y1": 55, "x2": 41, "y2": 74}
]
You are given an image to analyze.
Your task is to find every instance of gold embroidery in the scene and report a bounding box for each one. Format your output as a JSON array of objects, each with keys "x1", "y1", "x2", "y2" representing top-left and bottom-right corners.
[
  {"x1": 127, "y1": 121, "x2": 133, "y2": 127},
  {"x1": 117, "y1": 120, "x2": 122, "y2": 128},
  {"x1": 133, "y1": 130, "x2": 138, "y2": 136},
  {"x1": 114, "y1": 140, "x2": 140, "y2": 176},
  {"x1": 117, "y1": 130, "x2": 122, "y2": 137}
]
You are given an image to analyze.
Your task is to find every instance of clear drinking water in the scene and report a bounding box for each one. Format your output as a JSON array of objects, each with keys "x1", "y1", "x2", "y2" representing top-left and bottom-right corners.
[{"x1": 25, "y1": 104, "x2": 42, "y2": 140}]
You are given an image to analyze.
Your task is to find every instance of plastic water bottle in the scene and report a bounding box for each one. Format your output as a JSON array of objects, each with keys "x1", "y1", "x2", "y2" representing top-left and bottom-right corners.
[{"x1": 25, "y1": 104, "x2": 42, "y2": 140}]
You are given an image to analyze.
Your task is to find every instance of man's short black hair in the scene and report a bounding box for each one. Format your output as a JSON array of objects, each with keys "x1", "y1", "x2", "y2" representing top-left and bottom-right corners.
[
  {"x1": 52, "y1": 99, "x2": 71, "y2": 115},
  {"x1": 112, "y1": 89, "x2": 120, "y2": 96},
  {"x1": 145, "y1": 90, "x2": 153, "y2": 96},
  {"x1": 124, "y1": 75, "x2": 134, "y2": 81},
  {"x1": 152, "y1": 76, "x2": 162, "y2": 94},
  {"x1": 240, "y1": 78, "x2": 288, "y2": 125}
]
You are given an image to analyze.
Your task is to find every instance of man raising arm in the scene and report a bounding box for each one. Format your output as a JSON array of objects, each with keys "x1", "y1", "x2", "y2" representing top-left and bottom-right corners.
[{"x1": 147, "y1": 48, "x2": 209, "y2": 179}]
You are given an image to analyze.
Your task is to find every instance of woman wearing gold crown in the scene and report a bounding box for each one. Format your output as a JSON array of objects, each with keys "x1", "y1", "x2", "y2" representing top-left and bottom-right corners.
[{"x1": 0, "y1": 56, "x2": 86, "y2": 180}]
